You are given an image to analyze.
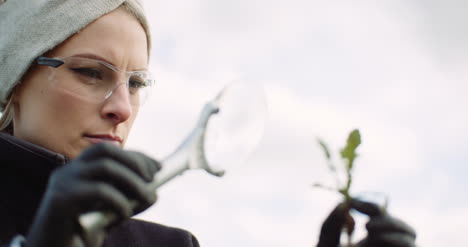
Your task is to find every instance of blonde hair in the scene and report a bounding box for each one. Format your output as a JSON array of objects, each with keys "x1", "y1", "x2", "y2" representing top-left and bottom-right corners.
[{"x1": 0, "y1": 94, "x2": 14, "y2": 134}]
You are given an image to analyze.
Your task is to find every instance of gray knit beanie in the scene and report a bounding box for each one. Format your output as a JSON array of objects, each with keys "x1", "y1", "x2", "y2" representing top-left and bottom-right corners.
[{"x1": 0, "y1": 0, "x2": 151, "y2": 111}]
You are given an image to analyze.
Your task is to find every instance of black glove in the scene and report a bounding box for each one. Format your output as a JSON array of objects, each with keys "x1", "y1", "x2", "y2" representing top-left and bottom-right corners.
[
  {"x1": 25, "y1": 143, "x2": 161, "y2": 247},
  {"x1": 317, "y1": 203, "x2": 348, "y2": 247},
  {"x1": 351, "y1": 200, "x2": 416, "y2": 247},
  {"x1": 317, "y1": 199, "x2": 416, "y2": 247}
]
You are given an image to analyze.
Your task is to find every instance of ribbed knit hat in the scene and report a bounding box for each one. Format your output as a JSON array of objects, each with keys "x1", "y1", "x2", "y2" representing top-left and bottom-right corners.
[{"x1": 0, "y1": 0, "x2": 151, "y2": 111}]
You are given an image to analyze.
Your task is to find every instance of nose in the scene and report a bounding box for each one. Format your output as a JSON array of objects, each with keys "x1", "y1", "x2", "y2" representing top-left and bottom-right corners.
[{"x1": 100, "y1": 83, "x2": 133, "y2": 124}]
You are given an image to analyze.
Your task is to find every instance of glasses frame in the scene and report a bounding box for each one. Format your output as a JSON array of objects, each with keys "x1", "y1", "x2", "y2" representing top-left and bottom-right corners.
[{"x1": 34, "y1": 56, "x2": 155, "y2": 105}]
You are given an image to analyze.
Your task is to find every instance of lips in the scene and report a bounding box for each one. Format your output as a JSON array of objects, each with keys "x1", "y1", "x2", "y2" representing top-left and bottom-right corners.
[{"x1": 83, "y1": 134, "x2": 123, "y2": 146}]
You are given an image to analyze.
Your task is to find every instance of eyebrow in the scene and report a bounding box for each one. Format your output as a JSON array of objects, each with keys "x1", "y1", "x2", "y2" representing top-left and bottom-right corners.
[{"x1": 71, "y1": 53, "x2": 147, "y2": 71}]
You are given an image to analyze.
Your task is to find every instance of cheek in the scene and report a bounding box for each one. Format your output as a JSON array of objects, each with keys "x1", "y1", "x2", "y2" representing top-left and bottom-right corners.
[
  {"x1": 15, "y1": 85, "x2": 99, "y2": 157},
  {"x1": 120, "y1": 106, "x2": 139, "y2": 146},
  {"x1": 51, "y1": 90, "x2": 97, "y2": 126},
  {"x1": 128, "y1": 106, "x2": 139, "y2": 128}
]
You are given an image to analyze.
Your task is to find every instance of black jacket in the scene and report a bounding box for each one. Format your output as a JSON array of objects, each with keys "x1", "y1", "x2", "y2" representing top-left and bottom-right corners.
[{"x1": 0, "y1": 133, "x2": 199, "y2": 247}]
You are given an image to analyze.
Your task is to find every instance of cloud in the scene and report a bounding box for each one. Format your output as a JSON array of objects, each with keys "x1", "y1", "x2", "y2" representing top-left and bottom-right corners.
[{"x1": 133, "y1": 0, "x2": 468, "y2": 246}]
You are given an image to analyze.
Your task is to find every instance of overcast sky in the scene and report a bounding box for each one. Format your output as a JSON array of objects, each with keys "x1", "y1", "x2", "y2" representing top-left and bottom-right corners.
[{"x1": 127, "y1": 1, "x2": 468, "y2": 246}]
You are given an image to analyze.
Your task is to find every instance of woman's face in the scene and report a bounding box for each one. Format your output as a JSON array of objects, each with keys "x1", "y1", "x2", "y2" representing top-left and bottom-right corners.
[{"x1": 13, "y1": 7, "x2": 148, "y2": 159}]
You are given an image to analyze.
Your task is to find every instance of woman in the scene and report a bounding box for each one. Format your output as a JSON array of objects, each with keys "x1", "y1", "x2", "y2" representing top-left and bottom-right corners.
[
  {"x1": 0, "y1": 1, "x2": 417, "y2": 247},
  {"x1": 0, "y1": 1, "x2": 199, "y2": 246}
]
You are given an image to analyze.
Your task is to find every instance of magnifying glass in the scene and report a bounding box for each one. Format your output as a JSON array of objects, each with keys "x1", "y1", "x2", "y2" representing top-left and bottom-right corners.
[{"x1": 79, "y1": 81, "x2": 267, "y2": 240}]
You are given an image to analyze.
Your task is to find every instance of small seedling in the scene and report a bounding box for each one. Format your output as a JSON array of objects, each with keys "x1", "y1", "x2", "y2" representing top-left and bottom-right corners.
[{"x1": 314, "y1": 129, "x2": 361, "y2": 246}]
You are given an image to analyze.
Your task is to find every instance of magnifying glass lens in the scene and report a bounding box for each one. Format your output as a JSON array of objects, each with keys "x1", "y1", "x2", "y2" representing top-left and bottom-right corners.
[{"x1": 204, "y1": 82, "x2": 267, "y2": 172}]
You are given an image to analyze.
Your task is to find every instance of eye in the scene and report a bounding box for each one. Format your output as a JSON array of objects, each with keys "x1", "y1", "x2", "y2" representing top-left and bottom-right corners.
[
  {"x1": 129, "y1": 79, "x2": 147, "y2": 89},
  {"x1": 71, "y1": 68, "x2": 103, "y2": 80}
]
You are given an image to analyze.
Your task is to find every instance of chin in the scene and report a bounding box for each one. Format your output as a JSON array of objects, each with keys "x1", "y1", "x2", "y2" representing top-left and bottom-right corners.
[{"x1": 62, "y1": 144, "x2": 88, "y2": 160}]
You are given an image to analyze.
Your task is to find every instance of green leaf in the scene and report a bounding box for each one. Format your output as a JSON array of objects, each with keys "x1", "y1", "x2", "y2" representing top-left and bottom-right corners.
[
  {"x1": 340, "y1": 129, "x2": 361, "y2": 170},
  {"x1": 317, "y1": 138, "x2": 331, "y2": 160}
]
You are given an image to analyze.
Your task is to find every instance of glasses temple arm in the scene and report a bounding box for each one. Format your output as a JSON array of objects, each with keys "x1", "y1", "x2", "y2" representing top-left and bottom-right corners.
[{"x1": 35, "y1": 57, "x2": 64, "y2": 68}]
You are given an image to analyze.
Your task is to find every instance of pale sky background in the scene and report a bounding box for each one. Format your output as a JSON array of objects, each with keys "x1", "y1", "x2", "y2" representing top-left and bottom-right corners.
[{"x1": 126, "y1": 0, "x2": 468, "y2": 246}]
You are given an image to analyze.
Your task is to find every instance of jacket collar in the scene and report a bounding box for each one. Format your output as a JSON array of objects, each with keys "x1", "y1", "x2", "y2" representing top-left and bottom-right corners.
[
  {"x1": 0, "y1": 132, "x2": 67, "y2": 241},
  {"x1": 0, "y1": 132, "x2": 67, "y2": 165}
]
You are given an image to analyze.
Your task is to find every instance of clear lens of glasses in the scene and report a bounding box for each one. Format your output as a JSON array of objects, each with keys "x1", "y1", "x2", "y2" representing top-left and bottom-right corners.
[
  {"x1": 46, "y1": 57, "x2": 154, "y2": 106},
  {"x1": 204, "y1": 81, "x2": 268, "y2": 173}
]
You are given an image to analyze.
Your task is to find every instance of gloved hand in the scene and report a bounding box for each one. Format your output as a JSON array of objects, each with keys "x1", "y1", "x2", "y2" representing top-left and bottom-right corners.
[
  {"x1": 317, "y1": 199, "x2": 416, "y2": 247},
  {"x1": 25, "y1": 143, "x2": 161, "y2": 247}
]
